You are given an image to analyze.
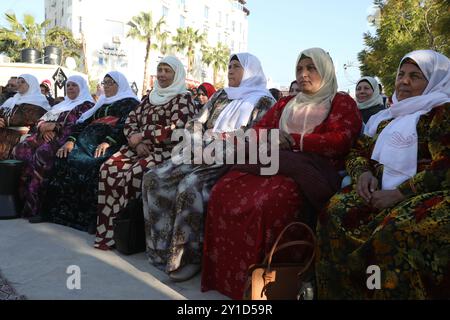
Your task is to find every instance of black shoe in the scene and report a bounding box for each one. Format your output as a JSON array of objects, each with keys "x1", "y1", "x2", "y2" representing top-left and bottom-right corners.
[
  {"x1": 29, "y1": 215, "x2": 46, "y2": 224},
  {"x1": 87, "y1": 220, "x2": 97, "y2": 235}
]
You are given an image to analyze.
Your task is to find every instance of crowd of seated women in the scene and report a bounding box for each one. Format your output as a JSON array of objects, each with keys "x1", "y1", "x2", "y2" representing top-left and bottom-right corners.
[{"x1": 0, "y1": 48, "x2": 448, "y2": 300}]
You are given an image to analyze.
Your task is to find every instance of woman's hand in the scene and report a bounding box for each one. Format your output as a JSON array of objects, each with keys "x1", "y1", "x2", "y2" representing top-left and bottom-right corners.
[
  {"x1": 0, "y1": 118, "x2": 5, "y2": 128},
  {"x1": 94, "y1": 142, "x2": 110, "y2": 158},
  {"x1": 371, "y1": 189, "x2": 405, "y2": 210},
  {"x1": 56, "y1": 141, "x2": 75, "y2": 158},
  {"x1": 39, "y1": 122, "x2": 56, "y2": 133},
  {"x1": 357, "y1": 171, "x2": 378, "y2": 203},
  {"x1": 278, "y1": 130, "x2": 295, "y2": 150},
  {"x1": 136, "y1": 143, "x2": 151, "y2": 158},
  {"x1": 42, "y1": 131, "x2": 56, "y2": 143},
  {"x1": 128, "y1": 133, "x2": 143, "y2": 148}
]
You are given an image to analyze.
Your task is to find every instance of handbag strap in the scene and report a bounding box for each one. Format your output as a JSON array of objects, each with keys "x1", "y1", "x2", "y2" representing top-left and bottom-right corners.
[{"x1": 265, "y1": 222, "x2": 316, "y2": 273}]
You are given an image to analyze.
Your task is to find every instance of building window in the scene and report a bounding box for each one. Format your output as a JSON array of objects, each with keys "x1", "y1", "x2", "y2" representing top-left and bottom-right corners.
[
  {"x1": 204, "y1": 6, "x2": 209, "y2": 20},
  {"x1": 232, "y1": 21, "x2": 235, "y2": 32},
  {"x1": 231, "y1": 40, "x2": 235, "y2": 52},
  {"x1": 178, "y1": 0, "x2": 185, "y2": 9},
  {"x1": 162, "y1": 6, "x2": 169, "y2": 18},
  {"x1": 218, "y1": 11, "x2": 222, "y2": 24},
  {"x1": 179, "y1": 15, "x2": 185, "y2": 28}
]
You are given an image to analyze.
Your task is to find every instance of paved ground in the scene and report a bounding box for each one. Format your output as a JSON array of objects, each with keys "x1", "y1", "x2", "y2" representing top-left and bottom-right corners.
[{"x1": 0, "y1": 219, "x2": 227, "y2": 300}]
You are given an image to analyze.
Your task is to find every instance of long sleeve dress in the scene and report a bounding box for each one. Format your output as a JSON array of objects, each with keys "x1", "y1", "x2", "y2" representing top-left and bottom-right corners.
[
  {"x1": 12, "y1": 101, "x2": 94, "y2": 217},
  {"x1": 201, "y1": 93, "x2": 362, "y2": 299},
  {"x1": 94, "y1": 93, "x2": 198, "y2": 250},
  {"x1": 141, "y1": 89, "x2": 275, "y2": 274},
  {"x1": 0, "y1": 104, "x2": 47, "y2": 160},
  {"x1": 316, "y1": 103, "x2": 450, "y2": 299},
  {"x1": 42, "y1": 97, "x2": 139, "y2": 231}
]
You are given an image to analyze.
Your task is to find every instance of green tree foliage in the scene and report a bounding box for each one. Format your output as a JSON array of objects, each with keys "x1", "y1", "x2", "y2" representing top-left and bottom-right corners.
[
  {"x1": 0, "y1": 13, "x2": 82, "y2": 70},
  {"x1": 171, "y1": 27, "x2": 206, "y2": 75},
  {"x1": 0, "y1": 13, "x2": 49, "y2": 61},
  {"x1": 358, "y1": 0, "x2": 450, "y2": 95},
  {"x1": 201, "y1": 42, "x2": 230, "y2": 87},
  {"x1": 127, "y1": 11, "x2": 169, "y2": 93}
]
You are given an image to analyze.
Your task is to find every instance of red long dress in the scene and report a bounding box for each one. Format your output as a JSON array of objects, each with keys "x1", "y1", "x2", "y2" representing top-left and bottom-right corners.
[{"x1": 201, "y1": 93, "x2": 362, "y2": 299}]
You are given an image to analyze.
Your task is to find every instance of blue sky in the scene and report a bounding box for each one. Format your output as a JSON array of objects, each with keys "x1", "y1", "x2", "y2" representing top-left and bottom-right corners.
[{"x1": 1, "y1": 0, "x2": 377, "y2": 92}]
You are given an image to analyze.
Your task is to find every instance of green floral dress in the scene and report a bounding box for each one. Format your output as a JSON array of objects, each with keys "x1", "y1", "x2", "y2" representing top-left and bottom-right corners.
[{"x1": 316, "y1": 103, "x2": 450, "y2": 299}]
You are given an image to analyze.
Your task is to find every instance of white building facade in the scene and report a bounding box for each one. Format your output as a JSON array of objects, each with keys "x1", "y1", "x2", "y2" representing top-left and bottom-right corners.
[{"x1": 44, "y1": 0, "x2": 249, "y2": 94}]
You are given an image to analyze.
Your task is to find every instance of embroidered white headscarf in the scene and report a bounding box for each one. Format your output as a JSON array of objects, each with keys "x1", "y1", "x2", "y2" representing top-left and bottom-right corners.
[
  {"x1": 279, "y1": 48, "x2": 338, "y2": 150},
  {"x1": 213, "y1": 52, "x2": 272, "y2": 133},
  {"x1": 149, "y1": 56, "x2": 188, "y2": 105},
  {"x1": 356, "y1": 76, "x2": 384, "y2": 110},
  {"x1": 77, "y1": 71, "x2": 139, "y2": 123},
  {"x1": 0, "y1": 74, "x2": 50, "y2": 113},
  {"x1": 40, "y1": 76, "x2": 94, "y2": 122},
  {"x1": 364, "y1": 50, "x2": 450, "y2": 190}
]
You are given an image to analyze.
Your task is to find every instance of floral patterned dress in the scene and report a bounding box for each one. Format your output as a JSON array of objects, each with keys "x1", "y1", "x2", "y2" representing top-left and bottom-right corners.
[
  {"x1": 94, "y1": 93, "x2": 198, "y2": 250},
  {"x1": 201, "y1": 93, "x2": 362, "y2": 300},
  {"x1": 316, "y1": 103, "x2": 450, "y2": 299},
  {"x1": 142, "y1": 89, "x2": 275, "y2": 273},
  {"x1": 12, "y1": 101, "x2": 94, "y2": 217},
  {"x1": 42, "y1": 98, "x2": 139, "y2": 231}
]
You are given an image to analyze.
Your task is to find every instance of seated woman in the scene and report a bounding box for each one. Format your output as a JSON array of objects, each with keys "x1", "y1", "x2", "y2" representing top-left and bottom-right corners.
[
  {"x1": 142, "y1": 53, "x2": 275, "y2": 282},
  {"x1": 196, "y1": 82, "x2": 216, "y2": 108},
  {"x1": 94, "y1": 56, "x2": 198, "y2": 250},
  {"x1": 0, "y1": 74, "x2": 50, "y2": 160},
  {"x1": 42, "y1": 71, "x2": 140, "y2": 232},
  {"x1": 355, "y1": 76, "x2": 385, "y2": 124},
  {"x1": 12, "y1": 76, "x2": 94, "y2": 219},
  {"x1": 316, "y1": 50, "x2": 450, "y2": 299},
  {"x1": 201, "y1": 48, "x2": 362, "y2": 300}
]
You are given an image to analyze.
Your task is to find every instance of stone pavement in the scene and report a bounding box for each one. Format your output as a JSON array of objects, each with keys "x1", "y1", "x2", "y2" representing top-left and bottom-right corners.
[{"x1": 0, "y1": 219, "x2": 228, "y2": 300}]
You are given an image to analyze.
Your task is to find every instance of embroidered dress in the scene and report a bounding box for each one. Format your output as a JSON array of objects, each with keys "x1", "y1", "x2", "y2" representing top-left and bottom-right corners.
[
  {"x1": 201, "y1": 93, "x2": 362, "y2": 299},
  {"x1": 12, "y1": 101, "x2": 94, "y2": 217},
  {"x1": 142, "y1": 90, "x2": 274, "y2": 273},
  {"x1": 94, "y1": 93, "x2": 197, "y2": 249},
  {"x1": 316, "y1": 104, "x2": 450, "y2": 299},
  {"x1": 0, "y1": 104, "x2": 47, "y2": 160},
  {"x1": 42, "y1": 98, "x2": 139, "y2": 231}
]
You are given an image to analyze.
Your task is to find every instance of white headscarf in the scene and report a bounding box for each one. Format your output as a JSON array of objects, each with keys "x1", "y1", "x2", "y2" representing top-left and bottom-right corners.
[
  {"x1": 149, "y1": 56, "x2": 188, "y2": 105},
  {"x1": 364, "y1": 49, "x2": 450, "y2": 190},
  {"x1": 279, "y1": 48, "x2": 338, "y2": 150},
  {"x1": 356, "y1": 76, "x2": 384, "y2": 110},
  {"x1": 40, "y1": 76, "x2": 94, "y2": 122},
  {"x1": 0, "y1": 74, "x2": 50, "y2": 114},
  {"x1": 77, "y1": 71, "x2": 139, "y2": 123},
  {"x1": 213, "y1": 52, "x2": 272, "y2": 133}
]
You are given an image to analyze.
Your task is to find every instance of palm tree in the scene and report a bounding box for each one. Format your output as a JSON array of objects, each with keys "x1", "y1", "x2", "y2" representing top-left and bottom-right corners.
[
  {"x1": 0, "y1": 13, "x2": 49, "y2": 61},
  {"x1": 127, "y1": 12, "x2": 169, "y2": 93},
  {"x1": 201, "y1": 42, "x2": 230, "y2": 86},
  {"x1": 171, "y1": 27, "x2": 206, "y2": 75}
]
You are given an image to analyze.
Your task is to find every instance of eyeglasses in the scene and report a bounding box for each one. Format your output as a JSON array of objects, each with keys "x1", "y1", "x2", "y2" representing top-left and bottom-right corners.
[{"x1": 101, "y1": 80, "x2": 117, "y2": 86}]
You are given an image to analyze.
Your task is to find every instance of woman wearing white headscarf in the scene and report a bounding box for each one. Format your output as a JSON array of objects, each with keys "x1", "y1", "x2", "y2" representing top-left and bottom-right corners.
[
  {"x1": 0, "y1": 74, "x2": 50, "y2": 159},
  {"x1": 12, "y1": 76, "x2": 95, "y2": 219},
  {"x1": 355, "y1": 76, "x2": 385, "y2": 124},
  {"x1": 202, "y1": 48, "x2": 363, "y2": 300},
  {"x1": 141, "y1": 53, "x2": 275, "y2": 280},
  {"x1": 94, "y1": 56, "x2": 197, "y2": 248},
  {"x1": 317, "y1": 49, "x2": 450, "y2": 299},
  {"x1": 41, "y1": 71, "x2": 140, "y2": 231}
]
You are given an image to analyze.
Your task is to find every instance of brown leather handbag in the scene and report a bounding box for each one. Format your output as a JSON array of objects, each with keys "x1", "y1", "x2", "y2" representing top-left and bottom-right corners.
[{"x1": 243, "y1": 222, "x2": 316, "y2": 300}]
